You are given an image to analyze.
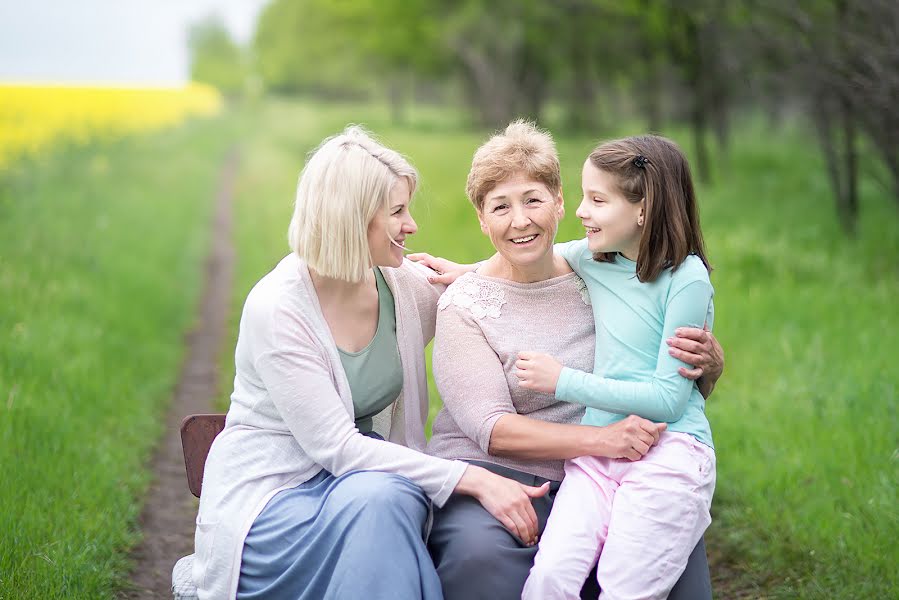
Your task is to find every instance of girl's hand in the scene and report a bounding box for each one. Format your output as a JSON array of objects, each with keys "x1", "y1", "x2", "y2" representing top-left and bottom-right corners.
[
  {"x1": 515, "y1": 352, "x2": 563, "y2": 394},
  {"x1": 591, "y1": 415, "x2": 667, "y2": 461},
  {"x1": 454, "y1": 465, "x2": 550, "y2": 546},
  {"x1": 406, "y1": 252, "x2": 476, "y2": 285}
]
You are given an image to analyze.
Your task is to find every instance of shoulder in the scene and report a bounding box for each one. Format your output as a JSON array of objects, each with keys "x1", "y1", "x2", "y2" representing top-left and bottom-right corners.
[
  {"x1": 671, "y1": 254, "x2": 711, "y2": 284},
  {"x1": 554, "y1": 238, "x2": 590, "y2": 265},
  {"x1": 667, "y1": 255, "x2": 712, "y2": 298},
  {"x1": 242, "y1": 255, "x2": 316, "y2": 336},
  {"x1": 384, "y1": 259, "x2": 442, "y2": 297},
  {"x1": 438, "y1": 272, "x2": 507, "y2": 320},
  {"x1": 399, "y1": 257, "x2": 440, "y2": 282}
]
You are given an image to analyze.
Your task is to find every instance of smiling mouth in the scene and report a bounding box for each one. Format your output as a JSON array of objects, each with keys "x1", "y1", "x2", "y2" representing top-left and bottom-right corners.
[
  {"x1": 585, "y1": 227, "x2": 601, "y2": 235},
  {"x1": 510, "y1": 234, "x2": 538, "y2": 244}
]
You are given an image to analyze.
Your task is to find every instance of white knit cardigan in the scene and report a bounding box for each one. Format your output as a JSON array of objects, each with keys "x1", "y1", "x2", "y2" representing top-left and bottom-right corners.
[{"x1": 192, "y1": 254, "x2": 468, "y2": 599}]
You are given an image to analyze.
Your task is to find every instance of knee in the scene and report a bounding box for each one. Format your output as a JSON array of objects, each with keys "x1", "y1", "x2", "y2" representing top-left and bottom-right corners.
[
  {"x1": 431, "y1": 519, "x2": 525, "y2": 593},
  {"x1": 332, "y1": 471, "x2": 427, "y2": 518},
  {"x1": 524, "y1": 550, "x2": 571, "y2": 595},
  {"x1": 522, "y1": 563, "x2": 568, "y2": 600}
]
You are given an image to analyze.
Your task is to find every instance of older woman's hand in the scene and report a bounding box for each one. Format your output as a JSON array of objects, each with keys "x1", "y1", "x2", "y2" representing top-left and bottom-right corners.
[
  {"x1": 592, "y1": 415, "x2": 667, "y2": 461},
  {"x1": 515, "y1": 351, "x2": 563, "y2": 394},
  {"x1": 667, "y1": 326, "x2": 724, "y2": 381},
  {"x1": 455, "y1": 465, "x2": 550, "y2": 546}
]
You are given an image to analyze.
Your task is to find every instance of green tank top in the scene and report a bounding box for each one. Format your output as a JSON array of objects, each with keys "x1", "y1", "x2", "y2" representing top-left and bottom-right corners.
[{"x1": 337, "y1": 268, "x2": 404, "y2": 433}]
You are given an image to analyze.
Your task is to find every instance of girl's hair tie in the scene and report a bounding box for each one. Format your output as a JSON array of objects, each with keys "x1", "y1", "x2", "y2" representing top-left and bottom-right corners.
[{"x1": 633, "y1": 155, "x2": 649, "y2": 169}]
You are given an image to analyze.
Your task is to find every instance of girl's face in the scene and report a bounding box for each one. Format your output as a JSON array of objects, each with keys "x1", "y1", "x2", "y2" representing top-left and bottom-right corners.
[
  {"x1": 367, "y1": 178, "x2": 417, "y2": 268},
  {"x1": 576, "y1": 160, "x2": 644, "y2": 259},
  {"x1": 477, "y1": 172, "x2": 564, "y2": 269}
]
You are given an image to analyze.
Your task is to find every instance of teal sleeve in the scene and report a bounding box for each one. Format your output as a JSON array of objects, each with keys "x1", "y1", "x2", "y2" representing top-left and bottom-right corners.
[
  {"x1": 554, "y1": 240, "x2": 588, "y2": 274},
  {"x1": 555, "y1": 280, "x2": 714, "y2": 422}
]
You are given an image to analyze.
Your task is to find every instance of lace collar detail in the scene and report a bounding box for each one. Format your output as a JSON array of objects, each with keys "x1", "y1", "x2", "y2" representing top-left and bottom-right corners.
[
  {"x1": 438, "y1": 273, "x2": 507, "y2": 319},
  {"x1": 574, "y1": 275, "x2": 591, "y2": 305}
]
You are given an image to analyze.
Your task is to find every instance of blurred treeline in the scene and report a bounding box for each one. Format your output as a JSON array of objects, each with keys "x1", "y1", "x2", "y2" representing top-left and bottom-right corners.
[{"x1": 190, "y1": 0, "x2": 898, "y2": 233}]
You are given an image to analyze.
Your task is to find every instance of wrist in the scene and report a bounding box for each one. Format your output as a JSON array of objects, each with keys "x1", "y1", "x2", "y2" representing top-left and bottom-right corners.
[
  {"x1": 585, "y1": 427, "x2": 612, "y2": 458},
  {"x1": 555, "y1": 366, "x2": 573, "y2": 400},
  {"x1": 454, "y1": 464, "x2": 487, "y2": 497}
]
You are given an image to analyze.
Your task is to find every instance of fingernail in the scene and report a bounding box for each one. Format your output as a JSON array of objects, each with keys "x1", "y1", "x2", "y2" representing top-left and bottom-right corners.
[
  {"x1": 666, "y1": 338, "x2": 673, "y2": 345},
  {"x1": 668, "y1": 349, "x2": 675, "y2": 356},
  {"x1": 675, "y1": 328, "x2": 683, "y2": 335}
]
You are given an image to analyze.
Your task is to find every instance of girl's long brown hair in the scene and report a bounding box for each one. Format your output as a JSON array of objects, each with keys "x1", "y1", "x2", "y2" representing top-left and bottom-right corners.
[{"x1": 588, "y1": 135, "x2": 710, "y2": 282}]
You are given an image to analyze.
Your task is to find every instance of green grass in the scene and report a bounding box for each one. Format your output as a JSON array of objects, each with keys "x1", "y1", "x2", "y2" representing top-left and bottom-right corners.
[
  {"x1": 222, "y1": 99, "x2": 898, "y2": 599},
  {"x1": 0, "y1": 115, "x2": 243, "y2": 597},
  {"x1": 2, "y1": 97, "x2": 894, "y2": 598}
]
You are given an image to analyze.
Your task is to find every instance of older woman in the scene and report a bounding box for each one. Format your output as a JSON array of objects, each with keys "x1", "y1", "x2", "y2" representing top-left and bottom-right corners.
[
  {"x1": 191, "y1": 126, "x2": 549, "y2": 599},
  {"x1": 415, "y1": 121, "x2": 723, "y2": 599}
]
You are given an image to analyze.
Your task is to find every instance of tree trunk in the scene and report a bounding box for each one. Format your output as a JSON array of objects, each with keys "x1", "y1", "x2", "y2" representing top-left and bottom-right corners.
[
  {"x1": 686, "y1": 17, "x2": 711, "y2": 182},
  {"x1": 839, "y1": 93, "x2": 859, "y2": 234}
]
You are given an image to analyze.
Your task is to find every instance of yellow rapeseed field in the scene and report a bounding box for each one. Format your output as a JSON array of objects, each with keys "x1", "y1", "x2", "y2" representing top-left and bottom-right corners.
[{"x1": 0, "y1": 83, "x2": 222, "y2": 167}]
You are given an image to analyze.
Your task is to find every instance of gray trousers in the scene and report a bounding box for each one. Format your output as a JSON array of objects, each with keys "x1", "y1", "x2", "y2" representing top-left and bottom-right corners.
[{"x1": 428, "y1": 461, "x2": 713, "y2": 600}]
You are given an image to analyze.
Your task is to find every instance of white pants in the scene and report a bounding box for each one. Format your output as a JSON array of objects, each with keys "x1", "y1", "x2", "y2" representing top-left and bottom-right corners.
[{"x1": 522, "y1": 432, "x2": 716, "y2": 600}]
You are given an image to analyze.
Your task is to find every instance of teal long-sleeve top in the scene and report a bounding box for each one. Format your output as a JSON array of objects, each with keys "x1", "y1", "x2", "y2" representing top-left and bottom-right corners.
[{"x1": 555, "y1": 240, "x2": 715, "y2": 448}]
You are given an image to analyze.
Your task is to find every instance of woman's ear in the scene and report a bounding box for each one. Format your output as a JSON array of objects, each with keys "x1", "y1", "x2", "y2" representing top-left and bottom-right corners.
[{"x1": 477, "y1": 210, "x2": 489, "y2": 235}]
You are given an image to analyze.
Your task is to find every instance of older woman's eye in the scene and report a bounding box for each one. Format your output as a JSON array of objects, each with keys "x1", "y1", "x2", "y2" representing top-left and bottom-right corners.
[
  {"x1": 527, "y1": 197, "x2": 542, "y2": 204},
  {"x1": 391, "y1": 206, "x2": 404, "y2": 215},
  {"x1": 493, "y1": 204, "x2": 509, "y2": 212}
]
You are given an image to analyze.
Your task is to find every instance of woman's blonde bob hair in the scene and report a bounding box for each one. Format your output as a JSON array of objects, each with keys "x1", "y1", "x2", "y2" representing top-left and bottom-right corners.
[{"x1": 288, "y1": 125, "x2": 418, "y2": 283}]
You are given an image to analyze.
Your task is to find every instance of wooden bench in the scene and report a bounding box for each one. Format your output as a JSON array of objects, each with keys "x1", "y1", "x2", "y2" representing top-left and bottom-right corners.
[
  {"x1": 180, "y1": 413, "x2": 227, "y2": 498},
  {"x1": 173, "y1": 414, "x2": 226, "y2": 600}
]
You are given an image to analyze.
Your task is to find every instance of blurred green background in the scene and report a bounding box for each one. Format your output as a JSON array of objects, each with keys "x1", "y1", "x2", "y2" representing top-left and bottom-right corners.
[{"x1": 1, "y1": 1, "x2": 896, "y2": 598}]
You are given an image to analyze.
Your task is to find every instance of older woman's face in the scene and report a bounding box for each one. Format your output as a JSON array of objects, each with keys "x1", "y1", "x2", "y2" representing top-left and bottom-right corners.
[
  {"x1": 368, "y1": 177, "x2": 417, "y2": 268},
  {"x1": 478, "y1": 173, "x2": 563, "y2": 268}
]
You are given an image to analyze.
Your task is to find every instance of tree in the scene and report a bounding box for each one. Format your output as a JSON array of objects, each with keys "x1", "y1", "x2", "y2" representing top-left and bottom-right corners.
[
  {"x1": 747, "y1": 0, "x2": 899, "y2": 233},
  {"x1": 189, "y1": 16, "x2": 247, "y2": 97}
]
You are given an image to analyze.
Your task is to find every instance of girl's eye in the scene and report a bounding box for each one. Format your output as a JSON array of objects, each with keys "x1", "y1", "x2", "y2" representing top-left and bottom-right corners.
[{"x1": 592, "y1": 197, "x2": 604, "y2": 204}]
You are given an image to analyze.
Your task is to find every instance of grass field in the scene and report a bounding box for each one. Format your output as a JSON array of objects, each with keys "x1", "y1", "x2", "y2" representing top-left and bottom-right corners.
[
  {"x1": 1, "y1": 96, "x2": 895, "y2": 598},
  {"x1": 0, "y1": 113, "x2": 241, "y2": 597},
  {"x1": 222, "y1": 100, "x2": 898, "y2": 599}
]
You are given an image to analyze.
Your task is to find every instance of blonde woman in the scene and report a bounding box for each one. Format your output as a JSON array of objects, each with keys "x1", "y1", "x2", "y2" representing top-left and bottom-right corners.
[{"x1": 192, "y1": 126, "x2": 548, "y2": 600}]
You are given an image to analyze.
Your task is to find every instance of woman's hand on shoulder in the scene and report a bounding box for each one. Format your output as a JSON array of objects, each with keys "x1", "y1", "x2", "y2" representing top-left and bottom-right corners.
[
  {"x1": 406, "y1": 253, "x2": 476, "y2": 285},
  {"x1": 591, "y1": 415, "x2": 666, "y2": 461},
  {"x1": 454, "y1": 464, "x2": 549, "y2": 546}
]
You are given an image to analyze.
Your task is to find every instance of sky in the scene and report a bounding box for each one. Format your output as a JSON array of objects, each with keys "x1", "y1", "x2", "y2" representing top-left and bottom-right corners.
[{"x1": 0, "y1": 0, "x2": 270, "y2": 86}]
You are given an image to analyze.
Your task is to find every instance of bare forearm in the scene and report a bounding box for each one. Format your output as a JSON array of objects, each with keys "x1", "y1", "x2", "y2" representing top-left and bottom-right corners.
[
  {"x1": 487, "y1": 414, "x2": 607, "y2": 461},
  {"x1": 698, "y1": 375, "x2": 715, "y2": 399}
]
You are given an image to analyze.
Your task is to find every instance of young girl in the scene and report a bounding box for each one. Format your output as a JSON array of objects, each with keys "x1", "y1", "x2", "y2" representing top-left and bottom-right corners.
[{"x1": 516, "y1": 135, "x2": 716, "y2": 599}]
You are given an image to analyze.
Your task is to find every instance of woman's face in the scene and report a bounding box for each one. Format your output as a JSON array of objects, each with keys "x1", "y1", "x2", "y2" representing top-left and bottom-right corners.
[
  {"x1": 368, "y1": 177, "x2": 417, "y2": 268},
  {"x1": 478, "y1": 173, "x2": 564, "y2": 269},
  {"x1": 576, "y1": 160, "x2": 644, "y2": 258}
]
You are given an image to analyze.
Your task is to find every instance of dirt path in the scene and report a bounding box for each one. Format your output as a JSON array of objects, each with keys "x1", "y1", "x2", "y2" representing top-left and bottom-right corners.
[{"x1": 121, "y1": 149, "x2": 239, "y2": 598}]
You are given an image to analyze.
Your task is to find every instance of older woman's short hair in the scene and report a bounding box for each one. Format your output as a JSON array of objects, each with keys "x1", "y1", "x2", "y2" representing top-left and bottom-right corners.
[
  {"x1": 466, "y1": 120, "x2": 561, "y2": 211},
  {"x1": 288, "y1": 125, "x2": 418, "y2": 283}
]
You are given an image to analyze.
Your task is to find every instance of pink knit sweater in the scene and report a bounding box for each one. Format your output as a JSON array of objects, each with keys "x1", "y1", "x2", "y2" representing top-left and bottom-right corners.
[{"x1": 426, "y1": 271, "x2": 595, "y2": 481}]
